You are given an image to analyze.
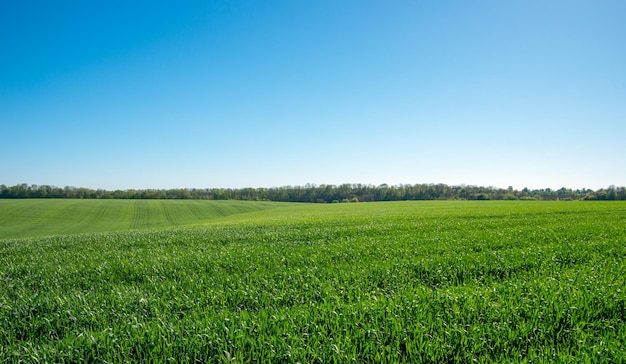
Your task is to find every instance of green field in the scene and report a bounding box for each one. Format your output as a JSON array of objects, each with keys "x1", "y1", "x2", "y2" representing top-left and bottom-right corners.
[
  {"x1": 1, "y1": 200, "x2": 625, "y2": 362},
  {"x1": 0, "y1": 199, "x2": 289, "y2": 239}
]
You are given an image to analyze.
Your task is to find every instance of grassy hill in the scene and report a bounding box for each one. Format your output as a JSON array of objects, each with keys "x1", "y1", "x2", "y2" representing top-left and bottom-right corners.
[{"x1": 0, "y1": 199, "x2": 290, "y2": 239}]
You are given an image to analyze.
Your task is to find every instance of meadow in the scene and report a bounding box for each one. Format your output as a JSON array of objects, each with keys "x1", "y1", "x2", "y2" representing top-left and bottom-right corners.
[{"x1": 0, "y1": 200, "x2": 624, "y2": 362}]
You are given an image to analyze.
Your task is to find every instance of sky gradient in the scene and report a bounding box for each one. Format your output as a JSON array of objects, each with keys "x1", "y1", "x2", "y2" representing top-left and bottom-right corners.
[{"x1": 2, "y1": 1, "x2": 625, "y2": 190}]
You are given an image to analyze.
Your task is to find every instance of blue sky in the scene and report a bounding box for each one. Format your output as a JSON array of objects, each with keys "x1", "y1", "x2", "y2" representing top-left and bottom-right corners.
[{"x1": 2, "y1": 1, "x2": 625, "y2": 190}]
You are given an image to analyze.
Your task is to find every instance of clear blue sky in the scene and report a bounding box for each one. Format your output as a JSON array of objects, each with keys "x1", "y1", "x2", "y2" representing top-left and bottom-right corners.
[{"x1": 2, "y1": 1, "x2": 625, "y2": 190}]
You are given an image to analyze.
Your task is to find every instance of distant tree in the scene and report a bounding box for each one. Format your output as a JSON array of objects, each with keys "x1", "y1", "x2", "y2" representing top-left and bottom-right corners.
[
  {"x1": 1, "y1": 182, "x2": 624, "y2": 202},
  {"x1": 607, "y1": 186, "x2": 617, "y2": 200}
]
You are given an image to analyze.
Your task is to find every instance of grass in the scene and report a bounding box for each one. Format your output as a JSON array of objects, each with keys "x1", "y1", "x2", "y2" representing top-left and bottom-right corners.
[
  {"x1": 0, "y1": 199, "x2": 289, "y2": 239},
  {"x1": 1, "y1": 200, "x2": 625, "y2": 362}
]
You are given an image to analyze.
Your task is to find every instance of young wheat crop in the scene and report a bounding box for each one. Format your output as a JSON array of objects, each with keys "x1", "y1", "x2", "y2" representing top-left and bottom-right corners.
[{"x1": 0, "y1": 201, "x2": 624, "y2": 362}]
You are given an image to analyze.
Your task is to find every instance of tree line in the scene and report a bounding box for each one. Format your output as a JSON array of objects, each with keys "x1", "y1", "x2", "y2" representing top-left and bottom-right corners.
[{"x1": 1, "y1": 183, "x2": 625, "y2": 201}]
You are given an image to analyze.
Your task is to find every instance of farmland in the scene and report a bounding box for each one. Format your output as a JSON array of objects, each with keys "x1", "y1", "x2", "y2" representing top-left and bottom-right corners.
[
  {"x1": 1, "y1": 200, "x2": 625, "y2": 362},
  {"x1": 0, "y1": 199, "x2": 288, "y2": 239}
]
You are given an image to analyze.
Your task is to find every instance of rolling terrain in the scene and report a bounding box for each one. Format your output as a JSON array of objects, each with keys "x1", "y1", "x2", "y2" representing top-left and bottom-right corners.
[
  {"x1": 0, "y1": 199, "x2": 290, "y2": 239},
  {"x1": 1, "y1": 200, "x2": 624, "y2": 362}
]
